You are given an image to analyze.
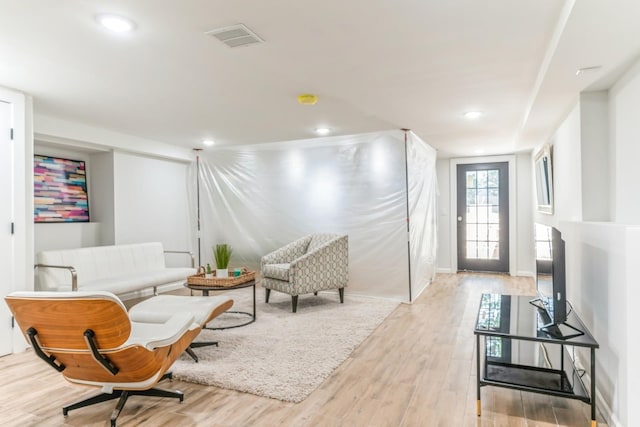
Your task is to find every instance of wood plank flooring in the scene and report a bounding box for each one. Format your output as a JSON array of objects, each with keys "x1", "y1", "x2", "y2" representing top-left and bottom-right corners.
[{"x1": 0, "y1": 273, "x2": 607, "y2": 426}]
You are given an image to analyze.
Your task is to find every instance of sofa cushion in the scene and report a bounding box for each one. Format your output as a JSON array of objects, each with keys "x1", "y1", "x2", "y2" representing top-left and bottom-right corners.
[
  {"x1": 50, "y1": 268, "x2": 195, "y2": 294},
  {"x1": 262, "y1": 263, "x2": 290, "y2": 281}
]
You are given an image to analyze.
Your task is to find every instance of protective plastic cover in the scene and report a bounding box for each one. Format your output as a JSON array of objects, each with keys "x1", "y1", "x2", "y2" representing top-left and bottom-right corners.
[{"x1": 189, "y1": 130, "x2": 436, "y2": 302}]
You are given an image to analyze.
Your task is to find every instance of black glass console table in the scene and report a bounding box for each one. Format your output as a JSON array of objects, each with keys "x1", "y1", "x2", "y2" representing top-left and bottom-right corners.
[{"x1": 474, "y1": 293, "x2": 599, "y2": 426}]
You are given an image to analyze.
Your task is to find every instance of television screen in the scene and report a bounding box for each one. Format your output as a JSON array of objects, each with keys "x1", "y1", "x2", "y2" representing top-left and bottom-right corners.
[{"x1": 34, "y1": 155, "x2": 90, "y2": 223}]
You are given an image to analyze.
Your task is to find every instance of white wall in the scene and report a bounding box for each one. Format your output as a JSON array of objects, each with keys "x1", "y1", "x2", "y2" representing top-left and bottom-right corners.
[
  {"x1": 436, "y1": 159, "x2": 451, "y2": 271},
  {"x1": 580, "y1": 91, "x2": 610, "y2": 221},
  {"x1": 610, "y1": 59, "x2": 640, "y2": 224},
  {"x1": 561, "y1": 222, "x2": 636, "y2": 427},
  {"x1": 516, "y1": 153, "x2": 534, "y2": 276},
  {"x1": 113, "y1": 152, "x2": 193, "y2": 266},
  {"x1": 625, "y1": 227, "x2": 640, "y2": 419},
  {"x1": 535, "y1": 57, "x2": 640, "y2": 426},
  {"x1": 32, "y1": 118, "x2": 194, "y2": 268},
  {"x1": 538, "y1": 104, "x2": 582, "y2": 226},
  {"x1": 35, "y1": 114, "x2": 193, "y2": 162},
  {"x1": 90, "y1": 151, "x2": 115, "y2": 245},
  {"x1": 33, "y1": 143, "x2": 104, "y2": 252}
]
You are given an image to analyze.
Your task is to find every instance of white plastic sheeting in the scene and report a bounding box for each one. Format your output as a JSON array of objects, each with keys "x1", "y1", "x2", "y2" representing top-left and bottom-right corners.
[
  {"x1": 189, "y1": 130, "x2": 437, "y2": 302},
  {"x1": 406, "y1": 132, "x2": 438, "y2": 299}
]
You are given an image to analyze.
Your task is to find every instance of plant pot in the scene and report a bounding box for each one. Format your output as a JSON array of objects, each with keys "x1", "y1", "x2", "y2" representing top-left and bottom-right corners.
[{"x1": 216, "y1": 268, "x2": 229, "y2": 278}]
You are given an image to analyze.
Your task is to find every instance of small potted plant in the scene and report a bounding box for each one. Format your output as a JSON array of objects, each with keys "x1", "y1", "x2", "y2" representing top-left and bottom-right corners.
[{"x1": 213, "y1": 243, "x2": 232, "y2": 278}]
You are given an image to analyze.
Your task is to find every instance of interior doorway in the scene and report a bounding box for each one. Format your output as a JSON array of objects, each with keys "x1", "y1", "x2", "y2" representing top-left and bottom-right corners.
[
  {"x1": 0, "y1": 100, "x2": 14, "y2": 356},
  {"x1": 456, "y1": 162, "x2": 509, "y2": 273}
]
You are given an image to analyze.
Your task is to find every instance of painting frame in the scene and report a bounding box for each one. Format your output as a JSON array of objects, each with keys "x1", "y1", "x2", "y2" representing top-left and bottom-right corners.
[
  {"x1": 534, "y1": 144, "x2": 553, "y2": 215},
  {"x1": 34, "y1": 154, "x2": 90, "y2": 223}
]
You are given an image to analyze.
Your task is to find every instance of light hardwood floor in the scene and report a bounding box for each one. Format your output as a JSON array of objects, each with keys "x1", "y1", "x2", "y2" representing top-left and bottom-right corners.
[{"x1": 0, "y1": 273, "x2": 606, "y2": 426}]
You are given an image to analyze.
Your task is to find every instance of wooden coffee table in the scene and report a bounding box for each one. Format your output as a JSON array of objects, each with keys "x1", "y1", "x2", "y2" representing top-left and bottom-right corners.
[{"x1": 185, "y1": 274, "x2": 256, "y2": 329}]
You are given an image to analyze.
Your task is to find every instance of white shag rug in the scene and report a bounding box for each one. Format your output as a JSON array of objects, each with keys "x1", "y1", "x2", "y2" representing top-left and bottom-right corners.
[{"x1": 171, "y1": 289, "x2": 399, "y2": 403}]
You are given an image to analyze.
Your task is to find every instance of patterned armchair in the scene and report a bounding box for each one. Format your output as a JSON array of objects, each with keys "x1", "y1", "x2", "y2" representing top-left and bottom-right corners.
[{"x1": 261, "y1": 233, "x2": 348, "y2": 312}]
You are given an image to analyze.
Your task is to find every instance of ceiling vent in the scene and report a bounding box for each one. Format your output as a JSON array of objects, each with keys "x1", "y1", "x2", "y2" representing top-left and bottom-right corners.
[{"x1": 206, "y1": 24, "x2": 263, "y2": 48}]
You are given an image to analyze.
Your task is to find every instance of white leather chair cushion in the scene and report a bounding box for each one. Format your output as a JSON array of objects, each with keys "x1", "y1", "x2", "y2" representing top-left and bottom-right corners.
[
  {"x1": 125, "y1": 312, "x2": 195, "y2": 350},
  {"x1": 129, "y1": 295, "x2": 233, "y2": 327}
]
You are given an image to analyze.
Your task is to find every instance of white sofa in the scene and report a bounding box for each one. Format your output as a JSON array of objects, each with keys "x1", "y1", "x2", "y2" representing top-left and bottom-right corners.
[{"x1": 35, "y1": 242, "x2": 196, "y2": 299}]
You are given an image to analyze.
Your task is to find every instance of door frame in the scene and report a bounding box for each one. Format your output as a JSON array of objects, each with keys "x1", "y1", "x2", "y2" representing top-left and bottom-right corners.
[
  {"x1": 0, "y1": 85, "x2": 32, "y2": 354},
  {"x1": 449, "y1": 155, "x2": 516, "y2": 275}
]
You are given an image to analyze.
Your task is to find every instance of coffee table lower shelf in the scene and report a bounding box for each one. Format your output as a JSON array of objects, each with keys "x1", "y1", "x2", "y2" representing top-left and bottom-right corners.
[{"x1": 185, "y1": 279, "x2": 256, "y2": 330}]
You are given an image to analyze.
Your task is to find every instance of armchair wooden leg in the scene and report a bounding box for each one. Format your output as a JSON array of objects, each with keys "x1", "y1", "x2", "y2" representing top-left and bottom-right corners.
[
  {"x1": 314, "y1": 292, "x2": 318, "y2": 296},
  {"x1": 292, "y1": 295, "x2": 298, "y2": 313},
  {"x1": 265, "y1": 288, "x2": 271, "y2": 303},
  {"x1": 339, "y1": 288, "x2": 344, "y2": 303}
]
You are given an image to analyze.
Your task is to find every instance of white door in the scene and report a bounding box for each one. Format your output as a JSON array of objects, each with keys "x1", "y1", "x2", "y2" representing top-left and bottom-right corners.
[{"x1": 0, "y1": 100, "x2": 14, "y2": 356}]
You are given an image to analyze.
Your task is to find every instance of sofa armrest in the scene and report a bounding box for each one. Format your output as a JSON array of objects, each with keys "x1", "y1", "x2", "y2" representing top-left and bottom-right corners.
[
  {"x1": 164, "y1": 250, "x2": 195, "y2": 268},
  {"x1": 34, "y1": 264, "x2": 78, "y2": 291},
  {"x1": 261, "y1": 235, "x2": 313, "y2": 266}
]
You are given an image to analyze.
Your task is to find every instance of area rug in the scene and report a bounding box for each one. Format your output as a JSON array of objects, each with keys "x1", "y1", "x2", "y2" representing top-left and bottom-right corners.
[{"x1": 170, "y1": 290, "x2": 399, "y2": 403}]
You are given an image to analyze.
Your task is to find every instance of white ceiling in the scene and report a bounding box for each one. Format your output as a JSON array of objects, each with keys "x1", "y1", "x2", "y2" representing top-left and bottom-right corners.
[{"x1": 1, "y1": 0, "x2": 639, "y2": 157}]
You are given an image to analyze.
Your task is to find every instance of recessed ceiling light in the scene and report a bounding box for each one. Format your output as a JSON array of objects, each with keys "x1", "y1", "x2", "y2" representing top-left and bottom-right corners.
[
  {"x1": 464, "y1": 111, "x2": 483, "y2": 120},
  {"x1": 315, "y1": 128, "x2": 331, "y2": 135},
  {"x1": 474, "y1": 149, "x2": 485, "y2": 154},
  {"x1": 202, "y1": 139, "x2": 215, "y2": 147},
  {"x1": 96, "y1": 14, "x2": 136, "y2": 33}
]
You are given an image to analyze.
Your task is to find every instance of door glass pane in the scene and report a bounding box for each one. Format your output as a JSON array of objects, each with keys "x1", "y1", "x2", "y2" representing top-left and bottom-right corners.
[
  {"x1": 489, "y1": 188, "x2": 499, "y2": 205},
  {"x1": 466, "y1": 189, "x2": 476, "y2": 206},
  {"x1": 489, "y1": 242, "x2": 499, "y2": 260},
  {"x1": 477, "y1": 170, "x2": 487, "y2": 188},
  {"x1": 478, "y1": 241, "x2": 488, "y2": 259},
  {"x1": 488, "y1": 170, "x2": 499, "y2": 188},
  {"x1": 478, "y1": 206, "x2": 488, "y2": 222},
  {"x1": 488, "y1": 224, "x2": 500, "y2": 240},
  {"x1": 477, "y1": 224, "x2": 488, "y2": 241},
  {"x1": 466, "y1": 171, "x2": 477, "y2": 188},
  {"x1": 478, "y1": 189, "x2": 488, "y2": 205},
  {"x1": 466, "y1": 241, "x2": 477, "y2": 259},
  {"x1": 488, "y1": 205, "x2": 499, "y2": 223},
  {"x1": 467, "y1": 206, "x2": 477, "y2": 222},
  {"x1": 467, "y1": 224, "x2": 477, "y2": 240}
]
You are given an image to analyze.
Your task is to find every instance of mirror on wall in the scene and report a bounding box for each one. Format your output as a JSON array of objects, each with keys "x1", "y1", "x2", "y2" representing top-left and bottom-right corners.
[{"x1": 534, "y1": 144, "x2": 553, "y2": 214}]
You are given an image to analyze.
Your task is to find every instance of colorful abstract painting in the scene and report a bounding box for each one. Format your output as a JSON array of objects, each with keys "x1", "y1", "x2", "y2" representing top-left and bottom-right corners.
[{"x1": 34, "y1": 155, "x2": 89, "y2": 223}]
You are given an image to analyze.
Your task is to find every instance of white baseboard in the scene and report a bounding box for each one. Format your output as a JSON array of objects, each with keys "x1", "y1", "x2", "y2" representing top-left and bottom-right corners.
[
  {"x1": 436, "y1": 267, "x2": 453, "y2": 274},
  {"x1": 516, "y1": 270, "x2": 535, "y2": 277}
]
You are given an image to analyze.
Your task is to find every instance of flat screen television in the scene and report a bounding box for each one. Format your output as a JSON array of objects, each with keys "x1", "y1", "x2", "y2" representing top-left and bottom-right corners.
[{"x1": 531, "y1": 225, "x2": 582, "y2": 338}]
